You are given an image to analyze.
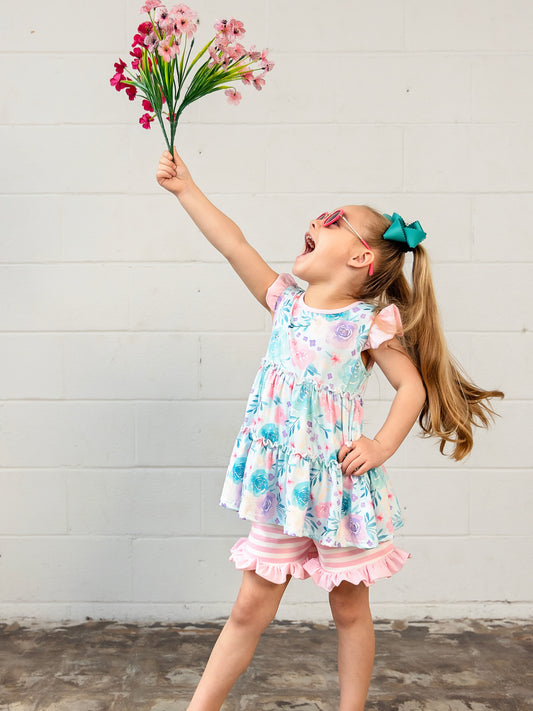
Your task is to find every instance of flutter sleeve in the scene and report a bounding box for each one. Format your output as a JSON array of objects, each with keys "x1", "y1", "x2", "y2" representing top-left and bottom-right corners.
[
  {"x1": 266, "y1": 272, "x2": 298, "y2": 312},
  {"x1": 362, "y1": 303, "x2": 404, "y2": 350}
]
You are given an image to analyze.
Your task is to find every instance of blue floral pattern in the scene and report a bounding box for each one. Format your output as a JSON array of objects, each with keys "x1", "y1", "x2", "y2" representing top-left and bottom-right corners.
[{"x1": 219, "y1": 274, "x2": 406, "y2": 548}]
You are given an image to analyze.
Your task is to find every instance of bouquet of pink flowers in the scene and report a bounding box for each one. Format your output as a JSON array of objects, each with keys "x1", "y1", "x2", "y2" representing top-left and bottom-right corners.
[{"x1": 110, "y1": 1, "x2": 274, "y2": 152}]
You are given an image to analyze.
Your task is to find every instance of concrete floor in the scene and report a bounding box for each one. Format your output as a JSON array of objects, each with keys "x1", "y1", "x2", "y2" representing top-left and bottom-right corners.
[{"x1": 0, "y1": 618, "x2": 531, "y2": 711}]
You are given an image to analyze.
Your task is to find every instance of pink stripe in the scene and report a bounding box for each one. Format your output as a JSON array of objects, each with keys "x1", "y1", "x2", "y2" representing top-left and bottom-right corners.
[
  {"x1": 247, "y1": 541, "x2": 311, "y2": 556},
  {"x1": 319, "y1": 544, "x2": 394, "y2": 570},
  {"x1": 250, "y1": 532, "x2": 308, "y2": 547}
]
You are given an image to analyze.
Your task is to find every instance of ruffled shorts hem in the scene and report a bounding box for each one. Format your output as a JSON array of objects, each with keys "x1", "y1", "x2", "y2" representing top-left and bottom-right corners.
[{"x1": 229, "y1": 523, "x2": 411, "y2": 591}]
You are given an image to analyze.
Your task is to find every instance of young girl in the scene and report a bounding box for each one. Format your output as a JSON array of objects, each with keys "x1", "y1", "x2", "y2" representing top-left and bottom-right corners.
[{"x1": 156, "y1": 147, "x2": 503, "y2": 711}]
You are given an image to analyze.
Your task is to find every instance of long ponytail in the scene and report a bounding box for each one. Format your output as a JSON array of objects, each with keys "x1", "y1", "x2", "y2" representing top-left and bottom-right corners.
[{"x1": 360, "y1": 208, "x2": 504, "y2": 461}]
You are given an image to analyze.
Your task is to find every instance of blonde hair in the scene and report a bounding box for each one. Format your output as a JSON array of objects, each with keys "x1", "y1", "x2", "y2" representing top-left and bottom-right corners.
[{"x1": 358, "y1": 206, "x2": 504, "y2": 461}]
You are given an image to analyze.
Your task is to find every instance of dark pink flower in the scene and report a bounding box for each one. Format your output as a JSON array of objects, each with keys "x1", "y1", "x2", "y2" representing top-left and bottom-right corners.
[
  {"x1": 114, "y1": 58, "x2": 127, "y2": 73},
  {"x1": 110, "y1": 72, "x2": 128, "y2": 92},
  {"x1": 139, "y1": 112, "x2": 155, "y2": 129},
  {"x1": 225, "y1": 88, "x2": 242, "y2": 105},
  {"x1": 142, "y1": 99, "x2": 154, "y2": 111},
  {"x1": 138, "y1": 21, "x2": 153, "y2": 36},
  {"x1": 130, "y1": 46, "x2": 143, "y2": 70},
  {"x1": 126, "y1": 85, "x2": 137, "y2": 101}
]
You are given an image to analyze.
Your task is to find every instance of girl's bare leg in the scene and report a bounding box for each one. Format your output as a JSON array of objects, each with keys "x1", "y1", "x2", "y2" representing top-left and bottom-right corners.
[
  {"x1": 329, "y1": 581, "x2": 375, "y2": 711},
  {"x1": 187, "y1": 570, "x2": 291, "y2": 711}
]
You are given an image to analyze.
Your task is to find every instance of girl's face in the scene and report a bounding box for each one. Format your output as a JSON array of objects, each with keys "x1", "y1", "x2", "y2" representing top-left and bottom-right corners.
[{"x1": 293, "y1": 205, "x2": 373, "y2": 284}]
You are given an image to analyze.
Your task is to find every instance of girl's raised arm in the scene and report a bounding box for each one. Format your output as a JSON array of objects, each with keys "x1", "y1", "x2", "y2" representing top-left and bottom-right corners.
[{"x1": 156, "y1": 147, "x2": 278, "y2": 310}]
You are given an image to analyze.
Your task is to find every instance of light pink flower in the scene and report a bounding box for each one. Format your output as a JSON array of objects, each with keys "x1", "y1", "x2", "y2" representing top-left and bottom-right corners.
[
  {"x1": 225, "y1": 88, "x2": 242, "y2": 105},
  {"x1": 158, "y1": 35, "x2": 179, "y2": 61},
  {"x1": 228, "y1": 42, "x2": 247, "y2": 61},
  {"x1": 172, "y1": 14, "x2": 197, "y2": 38},
  {"x1": 140, "y1": 0, "x2": 163, "y2": 13},
  {"x1": 260, "y1": 48, "x2": 274, "y2": 72},
  {"x1": 214, "y1": 18, "x2": 228, "y2": 34},
  {"x1": 144, "y1": 31, "x2": 159, "y2": 52},
  {"x1": 169, "y1": 3, "x2": 197, "y2": 20},
  {"x1": 227, "y1": 18, "x2": 246, "y2": 40},
  {"x1": 139, "y1": 112, "x2": 154, "y2": 129},
  {"x1": 253, "y1": 72, "x2": 266, "y2": 91},
  {"x1": 241, "y1": 71, "x2": 254, "y2": 85},
  {"x1": 248, "y1": 44, "x2": 261, "y2": 61},
  {"x1": 208, "y1": 45, "x2": 223, "y2": 67}
]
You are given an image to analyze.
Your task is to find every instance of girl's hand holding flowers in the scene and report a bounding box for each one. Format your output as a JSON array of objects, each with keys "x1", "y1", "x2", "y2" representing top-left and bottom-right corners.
[
  {"x1": 156, "y1": 146, "x2": 192, "y2": 196},
  {"x1": 338, "y1": 436, "x2": 390, "y2": 477}
]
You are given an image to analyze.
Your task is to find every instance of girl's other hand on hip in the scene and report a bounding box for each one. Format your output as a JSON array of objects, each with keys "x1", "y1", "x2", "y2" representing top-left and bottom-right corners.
[{"x1": 337, "y1": 436, "x2": 388, "y2": 477}]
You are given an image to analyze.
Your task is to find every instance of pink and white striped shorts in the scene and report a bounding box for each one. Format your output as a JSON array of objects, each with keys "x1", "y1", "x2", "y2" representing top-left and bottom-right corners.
[{"x1": 230, "y1": 522, "x2": 410, "y2": 592}]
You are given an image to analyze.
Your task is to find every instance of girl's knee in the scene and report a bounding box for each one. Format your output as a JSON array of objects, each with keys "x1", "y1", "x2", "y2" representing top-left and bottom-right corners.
[
  {"x1": 329, "y1": 581, "x2": 371, "y2": 628},
  {"x1": 229, "y1": 572, "x2": 286, "y2": 630}
]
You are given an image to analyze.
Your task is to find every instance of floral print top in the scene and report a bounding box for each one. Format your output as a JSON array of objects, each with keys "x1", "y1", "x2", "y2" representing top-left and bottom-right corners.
[{"x1": 219, "y1": 273, "x2": 406, "y2": 549}]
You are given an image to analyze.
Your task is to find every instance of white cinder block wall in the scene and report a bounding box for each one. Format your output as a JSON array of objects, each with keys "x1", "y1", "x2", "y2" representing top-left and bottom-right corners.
[{"x1": 0, "y1": 0, "x2": 532, "y2": 623}]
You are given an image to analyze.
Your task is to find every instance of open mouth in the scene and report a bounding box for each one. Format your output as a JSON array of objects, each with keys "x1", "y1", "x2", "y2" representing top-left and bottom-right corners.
[{"x1": 303, "y1": 233, "x2": 315, "y2": 254}]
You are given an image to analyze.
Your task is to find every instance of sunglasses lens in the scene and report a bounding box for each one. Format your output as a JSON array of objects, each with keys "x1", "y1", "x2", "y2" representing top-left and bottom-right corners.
[
  {"x1": 316, "y1": 213, "x2": 327, "y2": 220},
  {"x1": 324, "y1": 209, "x2": 342, "y2": 226}
]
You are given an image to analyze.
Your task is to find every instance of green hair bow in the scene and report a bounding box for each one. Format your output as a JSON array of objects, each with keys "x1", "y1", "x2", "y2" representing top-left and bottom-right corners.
[{"x1": 382, "y1": 212, "x2": 426, "y2": 250}]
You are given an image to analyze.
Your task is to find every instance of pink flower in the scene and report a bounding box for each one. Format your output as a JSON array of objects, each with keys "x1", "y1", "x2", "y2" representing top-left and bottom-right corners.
[
  {"x1": 168, "y1": 4, "x2": 197, "y2": 37},
  {"x1": 248, "y1": 44, "x2": 261, "y2": 61},
  {"x1": 208, "y1": 45, "x2": 223, "y2": 67},
  {"x1": 214, "y1": 18, "x2": 228, "y2": 34},
  {"x1": 169, "y1": 3, "x2": 197, "y2": 20},
  {"x1": 140, "y1": 0, "x2": 163, "y2": 13},
  {"x1": 227, "y1": 18, "x2": 246, "y2": 40},
  {"x1": 225, "y1": 88, "x2": 242, "y2": 105},
  {"x1": 110, "y1": 72, "x2": 126, "y2": 90},
  {"x1": 260, "y1": 48, "x2": 274, "y2": 72},
  {"x1": 241, "y1": 71, "x2": 254, "y2": 85},
  {"x1": 144, "y1": 31, "x2": 159, "y2": 52},
  {"x1": 158, "y1": 35, "x2": 179, "y2": 61},
  {"x1": 253, "y1": 72, "x2": 266, "y2": 91},
  {"x1": 114, "y1": 58, "x2": 127, "y2": 74},
  {"x1": 137, "y1": 21, "x2": 153, "y2": 36},
  {"x1": 139, "y1": 112, "x2": 155, "y2": 129},
  {"x1": 126, "y1": 84, "x2": 137, "y2": 101},
  {"x1": 130, "y1": 46, "x2": 143, "y2": 70},
  {"x1": 228, "y1": 42, "x2": 246, "y2": 61},
  {"x1": 142, "y1": 99, "x2": 154, "y2": 111}
]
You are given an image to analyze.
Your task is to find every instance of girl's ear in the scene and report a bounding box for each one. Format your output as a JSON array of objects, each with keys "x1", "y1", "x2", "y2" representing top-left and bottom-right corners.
[{"x1": 348, "y1": 250, "x2": 374, "y2": 271}]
